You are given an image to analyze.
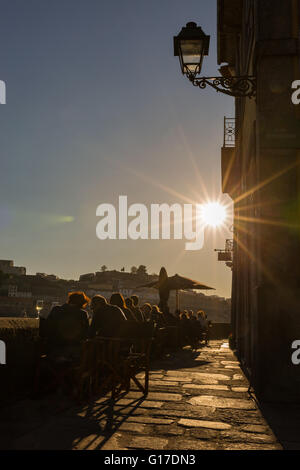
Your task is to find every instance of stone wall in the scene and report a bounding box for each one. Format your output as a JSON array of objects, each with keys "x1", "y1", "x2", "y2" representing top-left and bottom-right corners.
[
  {"x1": 218, "y1": 0, "x2": 300, "y2": 403},
  {"x1": 0, "y1": 318, "x2": 39, "y2": 404}
]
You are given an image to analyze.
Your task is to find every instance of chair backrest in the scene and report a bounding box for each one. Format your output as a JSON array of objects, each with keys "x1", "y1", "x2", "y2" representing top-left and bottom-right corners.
[
  {"x1": 78, "y1": 339, "x2": 95, "y2": 372},
  {"x1": 94, "y1": 336, "x2": 122, "y2": 366},
  {"x1": 118, "y1": 321, "x2": 155, "y2": 340},
  {"x1": 95, "y1": 322, "x2": 155, "y2": 358}
]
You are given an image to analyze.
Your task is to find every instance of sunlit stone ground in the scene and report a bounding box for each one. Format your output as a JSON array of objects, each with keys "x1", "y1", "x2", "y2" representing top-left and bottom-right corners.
[{"x1": 2, "y1": 341, "x2": 282, "y2": 450}]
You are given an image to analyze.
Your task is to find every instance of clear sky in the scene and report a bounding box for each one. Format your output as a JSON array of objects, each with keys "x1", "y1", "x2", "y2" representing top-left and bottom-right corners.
[{"x1": 0, "y1": 0, "x2": 234, "y2": 298}]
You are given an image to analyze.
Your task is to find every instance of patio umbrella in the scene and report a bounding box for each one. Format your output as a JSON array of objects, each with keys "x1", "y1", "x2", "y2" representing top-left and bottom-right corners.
[{"x1": 136, "y1": 267, "x2": 215, "y2": 311}]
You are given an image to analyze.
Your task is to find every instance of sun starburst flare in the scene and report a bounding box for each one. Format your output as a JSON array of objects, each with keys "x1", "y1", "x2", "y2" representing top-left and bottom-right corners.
[{"x1": 200, "y1": 202, "x2": 228, "y2": 228}]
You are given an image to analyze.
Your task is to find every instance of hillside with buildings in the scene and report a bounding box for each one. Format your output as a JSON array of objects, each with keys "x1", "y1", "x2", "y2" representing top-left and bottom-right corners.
[{"x1": 0, "y1": 260, "x2": 231, "y2": 323}]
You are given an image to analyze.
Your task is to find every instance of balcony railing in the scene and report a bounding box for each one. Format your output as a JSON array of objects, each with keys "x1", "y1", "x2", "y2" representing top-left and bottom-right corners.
[
  {"x1": 215, "y1": 239, "x2": 234, "y2": 268},
  {"x1": 223, "y1": 117, "x2": 236, "y2": 148}
]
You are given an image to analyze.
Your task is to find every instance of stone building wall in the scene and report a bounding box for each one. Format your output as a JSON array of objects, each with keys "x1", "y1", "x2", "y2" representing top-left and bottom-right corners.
[{"x1": 218, "y1": 0, "x2": 300, "y2": 402}]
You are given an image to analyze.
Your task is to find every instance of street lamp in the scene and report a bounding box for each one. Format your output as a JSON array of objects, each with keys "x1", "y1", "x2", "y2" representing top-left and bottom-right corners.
[
  {"x1": 174, "y1": 22, "x2": 256, "y2": 99},
  {"x1": 173, "y1": 22, "x2": 210, "y2": 77}
]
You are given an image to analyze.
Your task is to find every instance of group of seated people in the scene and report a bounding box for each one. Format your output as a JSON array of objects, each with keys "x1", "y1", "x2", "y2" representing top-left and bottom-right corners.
[
  {"x1": 177, "y1": 309, "x2": 211, "y2": 348},
  {"x1": 40, "y1": 291, "x2": 211, "y2": 362}
]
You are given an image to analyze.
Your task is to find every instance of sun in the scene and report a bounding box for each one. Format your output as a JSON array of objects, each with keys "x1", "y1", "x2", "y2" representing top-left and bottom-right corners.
[{"x1": 200, "y1": 202, "x2": 227, "y2": 227}]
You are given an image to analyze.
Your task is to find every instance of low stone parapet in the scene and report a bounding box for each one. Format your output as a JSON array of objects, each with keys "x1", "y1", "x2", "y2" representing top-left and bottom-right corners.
[{"x1": 0, "y1": 318, "x2": 39, "y2": 404}]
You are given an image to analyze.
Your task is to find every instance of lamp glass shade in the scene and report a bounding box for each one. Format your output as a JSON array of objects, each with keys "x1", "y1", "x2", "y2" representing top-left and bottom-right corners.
[
  {"x1": 179, "y1": 39, "x2": 204, "y2": 75},
  {"x1": 174, "y1": 22, "x2": 210, "y2": 77}
]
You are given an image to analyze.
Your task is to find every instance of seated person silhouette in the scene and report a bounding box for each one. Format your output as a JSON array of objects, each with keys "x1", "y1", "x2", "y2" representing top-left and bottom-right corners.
[
  {"x1": 110, "y1": 292, "x2": 138, "y2": 322},
  {"x1": 45, "y1": 291, "x2": 90, "y2": 361},
  {"x1": 89, "y1": 295, "x2": 128, "y2": 338},
  {"x1": 130, "y1": 295, "x2": 146, "y2": 322}
]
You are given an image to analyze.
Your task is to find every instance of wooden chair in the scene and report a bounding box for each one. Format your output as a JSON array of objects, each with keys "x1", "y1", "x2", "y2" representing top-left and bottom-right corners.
[
  {"x1": 121, "y1": 322, "x2": 155, "y2": 397},
  {"x1": 165, "y1": 326, "x2": 179, "y2": 350},
  {"x1": 32, "y1": 339, "x2": 95, "y2": 402},
  {"x1": 92, "y1": 336, "x2": 125, "y2": 399},
  {"x1": 96, "y1": 322, "x2": 155, "y2": 399},
  {"x1": 151, "y1": 326, "x2": 167, "y2": 358},
  {"x1": 70, "y1": 339, "x2": 96, "y2": 402}
]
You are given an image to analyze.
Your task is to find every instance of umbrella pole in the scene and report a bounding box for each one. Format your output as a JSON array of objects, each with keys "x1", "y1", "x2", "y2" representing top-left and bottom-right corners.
[{"x1": 176, "y1": 290, "x2": 180, "y2": 311}]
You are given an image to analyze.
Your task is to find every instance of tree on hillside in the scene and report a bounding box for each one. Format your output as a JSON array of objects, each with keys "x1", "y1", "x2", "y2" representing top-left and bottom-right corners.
[
  {"x1": 137, "y1": 265, "x2": 147, "y2": 276},
  {"x1": 101, "y1": 265, "x2": 108, "y2": 272},
  {"x1": 131, "y1": 266, "x2": 138, "y2": 274}
]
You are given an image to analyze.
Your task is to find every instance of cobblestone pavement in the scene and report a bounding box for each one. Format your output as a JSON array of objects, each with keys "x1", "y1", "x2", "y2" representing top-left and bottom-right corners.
[{"x1": 6, "y1": 341, "x2": 282, "y2": 450}]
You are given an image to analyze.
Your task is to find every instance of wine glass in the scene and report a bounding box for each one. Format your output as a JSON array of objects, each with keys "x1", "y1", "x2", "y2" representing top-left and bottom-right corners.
[{"x1": 35, "y1": 300, "x2": 44, "y2": 318}]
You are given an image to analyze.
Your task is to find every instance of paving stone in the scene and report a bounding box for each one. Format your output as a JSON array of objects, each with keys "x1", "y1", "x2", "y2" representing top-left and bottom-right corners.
[
  {"x1": 182, "y1": 384, "x2": 229, "y2": 391},
  {"x1": 221, "y1": 361, "x2": 239, "y2": 365},
  {"x1": 114, "y1": 399, "x2": 164, "y2": 409},
  {"x1": 149, "y1": 380, "x2": 180, "y2": 387},
  {"x1": 127, "y1": 392, "x2": 182, "y2": 402},
  {"x1": 191, "y1": 377, "x2": 219, "y2": 385},
  {"x1": 125, "y1": 416, "x2": 174, "y2": 425},
  {"x1": 233, "y1": 374, "x2": 244, "y2": 380},
  {"x1": 188, "y1": 395, "x2": 256, "y2": 410},
  {"x1": 192, "y1": 372, "x2": 231, "y2": 382},
  {"x1": 220, "y1": 430, "x2": 277, "y2": 444},
  {"x1": 185, "y1": 390, "x2": 250, "y2": 400},
  {"x1": 166, "y1": 371, "x2": 193, "y2": 379},
  {"x1": 232, "y1": 387, "x2": 249, "y2": 393},
  {"x1": 201, "y1": 367, "x2": 233, "y2": 375},
  {"x1": 117, "y1": 422, "x2": 147, "y2": 433},
  {"x1": 154, "y1": 425, "x2": 184, "y2": 436},
  {"x1": 178, "y1": 419, "x2": 232, "y2": 430},
  {"x1": 189, "y1": 428, "x2": 219, "y2": 440},
  {"x1": 165, "y1": 377, "x2": 194, "y2": 384},
  {"x1": 206, "y1": 348, "x2": 223, "y2": 353},
  {"x1": 124, "y1": 436, "x2": 168, "y2": 450},
  {"x1": 167, "y1": 439, "x2": 220, "y2": 450},
  {"x1": 223, "y1": 442, "x2": 281, "y2": 450},
  {"x1": 214, "y1": 410, "x2": 266, "y2": 426},
  {"x1": 240, "y1": 424, "x2": 269, "y2": 434},
  {"x1": 151, "y1": 407, "x2": 213, "y2": 420},
  {"x1": 101, "y1": 434, "x2": 128, "y2": 451}
]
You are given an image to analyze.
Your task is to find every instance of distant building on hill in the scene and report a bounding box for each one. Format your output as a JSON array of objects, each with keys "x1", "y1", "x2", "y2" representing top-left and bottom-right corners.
[{"x1": 0, "y1": 260, "x2": 26, "y2": 276}]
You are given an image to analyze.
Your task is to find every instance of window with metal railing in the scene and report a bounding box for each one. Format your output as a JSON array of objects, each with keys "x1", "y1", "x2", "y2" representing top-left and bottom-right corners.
[{"x1": 223, "y1": 117, "x2": 236, "y2": 147}]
